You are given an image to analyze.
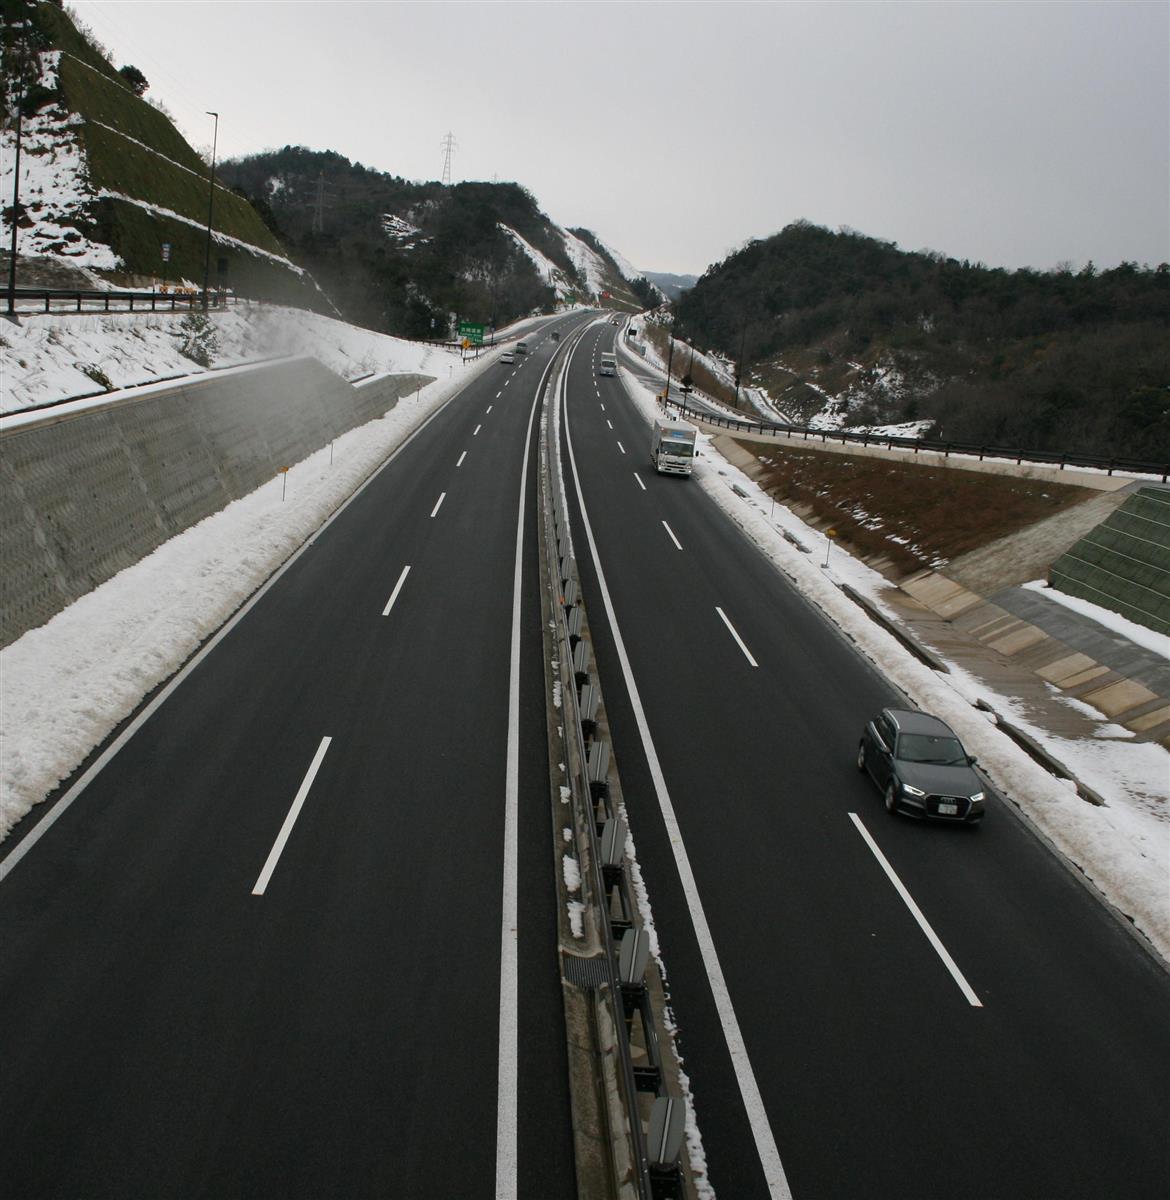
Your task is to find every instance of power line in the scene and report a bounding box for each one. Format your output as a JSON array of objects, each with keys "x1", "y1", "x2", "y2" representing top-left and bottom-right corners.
[{"x1": 310, "y1": 171, "x2": 332, "y2": 233}]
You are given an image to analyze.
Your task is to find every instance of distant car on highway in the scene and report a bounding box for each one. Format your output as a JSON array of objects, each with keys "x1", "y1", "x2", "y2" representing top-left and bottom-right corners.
[
  {"x1": 500, "y1": 351, "x2": 515, "y2": 364},
  {"x1": 515, "y1": 340, "x2": 528, "y2": 354},
  {"x1": 858, "y1": 708, "x2": 986, "y2": 824}
]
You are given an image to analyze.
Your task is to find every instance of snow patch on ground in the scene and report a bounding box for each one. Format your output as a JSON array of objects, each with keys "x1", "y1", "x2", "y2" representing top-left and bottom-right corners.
[
  {"x1": 96, "y1": 190, "x2": 303, "y2": 274},
  {"x1": 1021, "y1": 580, "x2": 1170, "y2": 659},
  {"x1": 382, "y1": 213, "x2": 423, "y2": 243},
  {"x1": 1, "y1": 303, "x2": 457, "y2": 412},
  {"x1": 0, "y1": 52, "x2": 121, "y2": 270},
  {"x1": 499, "y1": 223, "x2": 563, "y2": 294},
  {"x1": 562, "y1": 853, "x2": 581, "y2": 893},
  {"x1": 558, "y1": 227, "x2": 608, "y2": 296}
]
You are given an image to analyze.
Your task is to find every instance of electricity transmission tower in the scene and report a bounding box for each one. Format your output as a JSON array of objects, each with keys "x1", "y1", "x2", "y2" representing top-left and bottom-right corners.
[
  {"x1": 311, "y1": 171, "x2": 328, "y2": 234},
  {"x1": 439, "y1": 132, "x2": 457, "y2": 186}
]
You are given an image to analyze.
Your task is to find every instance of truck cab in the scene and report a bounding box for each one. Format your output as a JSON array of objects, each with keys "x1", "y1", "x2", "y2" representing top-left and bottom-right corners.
[{"x1": 650, "y1": 418, "x2": 697, "y2": 476}]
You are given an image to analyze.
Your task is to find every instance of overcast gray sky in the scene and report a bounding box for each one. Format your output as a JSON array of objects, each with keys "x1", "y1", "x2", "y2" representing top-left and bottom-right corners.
[{"x1": 72, "y1": 0, "x2": 1169, "y2": 276}]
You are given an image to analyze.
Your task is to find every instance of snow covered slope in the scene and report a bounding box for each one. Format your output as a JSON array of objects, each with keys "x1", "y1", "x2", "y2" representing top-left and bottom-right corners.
[{"x1": 1, "y1": 304, "x2": 458, "y2": 413}]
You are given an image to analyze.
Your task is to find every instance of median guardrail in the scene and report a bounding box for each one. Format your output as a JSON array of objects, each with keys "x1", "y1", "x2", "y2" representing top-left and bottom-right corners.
[{"x1": 539, "y1": 331, "x2": 692, "y2": 1199}]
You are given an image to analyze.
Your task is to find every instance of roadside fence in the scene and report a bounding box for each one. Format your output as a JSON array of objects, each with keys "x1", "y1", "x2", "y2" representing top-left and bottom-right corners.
[{"x1": 673, "y1": 398, "x2": 1169, "y2": 483}]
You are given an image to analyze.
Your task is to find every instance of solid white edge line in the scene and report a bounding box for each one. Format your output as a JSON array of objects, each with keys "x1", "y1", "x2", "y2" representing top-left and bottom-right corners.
[
  {"x1": 430, "y1": 492, "x2": 446, "y2": 518},
  {"x1": 251, "y1": 736, "x2": 332, "y2": 896},
  {"x1": 496, "y1": 350, "x2": 553, "y2": 1198},
  {"x1": 562, "y1": 367, "x2": 793, "y2": 1199},
  {"x1": 634, "y1": 472, "x2": 646, "y2": 491},
  {"x1": 715, "y1": 606, "x2": 759, "y2": 667},
  {"x1": 848, "y1": 812, "x2": 984, "y2": 1007},
  {"x1": 457, "y1": 450, "x2": 467, "y2": 467},
  {"x1": 662, "y1": 521, "x2": 683, "y2": 551},
  {"x1": 382, "y1": 564, "x2": 411, "y2": 616},
  {"x1": 0, "y1": 385, "x2": 465, "y2": 884}
]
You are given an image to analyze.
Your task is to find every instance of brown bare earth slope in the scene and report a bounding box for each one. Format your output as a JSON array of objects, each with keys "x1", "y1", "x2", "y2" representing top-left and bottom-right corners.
[{"x1": 730, "y1": 438, "x2": 1094, "y2": 577}]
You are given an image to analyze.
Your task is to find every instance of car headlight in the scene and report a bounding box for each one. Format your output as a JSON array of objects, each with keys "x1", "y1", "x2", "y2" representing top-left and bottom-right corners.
[
  {"x1": 969, "y1": 792, "x2": 985, "y2": 803},
  {"x1": 902, "y1": 783, "x2": 926, "y2": 797}
]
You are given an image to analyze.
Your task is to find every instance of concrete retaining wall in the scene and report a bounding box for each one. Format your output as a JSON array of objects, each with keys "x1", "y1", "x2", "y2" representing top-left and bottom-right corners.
[
  {"x1": 1049, "y1": 487, "x2": 1170, "y2": 637},
  {"x1": 0, "y1": 359, "x2": 434, "y2": 647}
]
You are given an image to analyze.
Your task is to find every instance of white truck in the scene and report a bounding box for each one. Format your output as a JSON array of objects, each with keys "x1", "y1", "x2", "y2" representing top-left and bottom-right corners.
[
  {"x1": 598, "y1": 352, "x2": 617, "y2": 376},
  {"x1": 650, "y1": 418, "x2": 697, "y2": 476}
]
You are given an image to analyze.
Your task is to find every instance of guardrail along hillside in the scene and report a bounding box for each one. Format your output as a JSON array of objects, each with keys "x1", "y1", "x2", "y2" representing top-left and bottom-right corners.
[
  {"x1": 0, "y1": 360, "x2": 433, "y2": 648},
  {"x1": 673, "y1": 400, "x2": 1170, "y2": 483},
  {"x1": 6, "y1": 287, "x2": 234, "y2": 314}
]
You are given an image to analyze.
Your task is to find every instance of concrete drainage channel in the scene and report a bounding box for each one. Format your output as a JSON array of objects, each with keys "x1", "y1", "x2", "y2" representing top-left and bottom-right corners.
[
  {"x1": 837, "y1": 584, "x2": 1109, "y2": 807},
  {"x1": 537, "y1": 336, "x2": 697, "y2": 1200}
]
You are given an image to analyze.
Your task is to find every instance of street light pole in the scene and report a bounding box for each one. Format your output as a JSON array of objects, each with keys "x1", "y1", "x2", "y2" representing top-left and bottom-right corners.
[
  {"x1": 5, "y1": 91, "x2": 23, "y2": 317},
  {"x1": 201, "y1": 110, "x2": 218, "y2": 312},
  {"x1": 734, "y1": 320, "x2": 747, "y2": 410},
  {"x1": 664, "y1": 326, "x2": 674, "y2": 405}
]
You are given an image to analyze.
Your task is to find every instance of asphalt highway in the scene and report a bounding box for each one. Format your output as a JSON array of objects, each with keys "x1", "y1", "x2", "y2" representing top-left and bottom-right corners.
[
  {"x1": 560, "y1": 320, "x2": 1170, "y2": 1199},
  {"x1": 5, "y1": 311, "x2": 1167, "y2": 1200},
  {"x1": 0, "y1": 319, "x2": 589, "y2": 1198}
]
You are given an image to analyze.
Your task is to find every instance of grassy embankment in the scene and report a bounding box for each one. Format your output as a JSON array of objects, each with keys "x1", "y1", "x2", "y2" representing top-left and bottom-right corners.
[
  {"x1": 37, "y1": 4, "x2": 313, "y2": 303},
  {"x1": 734, "y1": 438, "x2": 1093, "y2": 577}
]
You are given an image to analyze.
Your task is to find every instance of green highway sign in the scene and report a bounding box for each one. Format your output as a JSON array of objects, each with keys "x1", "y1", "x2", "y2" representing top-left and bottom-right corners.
[{"x1": 457, "y1": 320, "x2": 484, "y2": 345}]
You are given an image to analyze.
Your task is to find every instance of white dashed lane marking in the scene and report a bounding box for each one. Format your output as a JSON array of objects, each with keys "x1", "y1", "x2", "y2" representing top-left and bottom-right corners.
[
  {"x1": 382, "y1": 564, "x2": 411, "y2": 616},
  {"x1": 716, "y1": 606, "x2": 758, "y2": 667}
]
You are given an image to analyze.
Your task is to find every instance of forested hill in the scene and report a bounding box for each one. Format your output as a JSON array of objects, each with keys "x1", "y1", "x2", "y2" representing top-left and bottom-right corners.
[
  {"x1": 220, "y1": 147, "x2": 656, "y2": 339},
  {"x1": 674, "y1": 222, "x2": 1170, "y2": 460}
]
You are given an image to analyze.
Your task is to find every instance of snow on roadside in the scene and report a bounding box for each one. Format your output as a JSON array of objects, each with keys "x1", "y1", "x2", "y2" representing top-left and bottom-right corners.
[
  {"x1": 0, "y1": 347, "x2": 500, "y2": 838},
  {"x1": 1021, "y1": 580, "x2": 1170, "y2": 659},
  {"x1": 1, "y1": 303, "x2": 457, "y2": 412},
  {"x1": 619, "y1": 371, "x2": 1170, "y2": 960}
]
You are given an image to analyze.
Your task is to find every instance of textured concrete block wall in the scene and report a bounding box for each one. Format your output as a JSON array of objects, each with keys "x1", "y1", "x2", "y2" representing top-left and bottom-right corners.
[
  {"x1": 0, "y1": 360, "x2": 435, "y2": 647},
  {"x1": 1050, "y1": 486, "x2": 1170, "y2": 636}
]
